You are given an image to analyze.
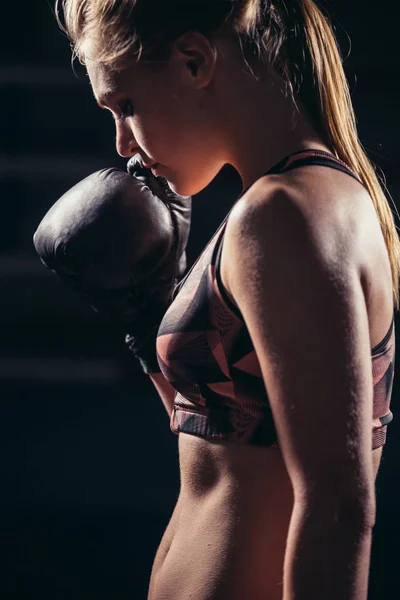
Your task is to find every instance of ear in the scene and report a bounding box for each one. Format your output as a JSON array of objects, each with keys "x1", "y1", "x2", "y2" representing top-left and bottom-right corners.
[{"x1": 172, "y1": 31, "x2": 217, "y2": 88}]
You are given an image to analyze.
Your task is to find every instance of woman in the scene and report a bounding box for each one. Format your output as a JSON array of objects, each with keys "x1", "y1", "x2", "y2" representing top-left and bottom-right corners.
[{"x1": 55, "y1": 1, "x2": 398, "y2": 598}]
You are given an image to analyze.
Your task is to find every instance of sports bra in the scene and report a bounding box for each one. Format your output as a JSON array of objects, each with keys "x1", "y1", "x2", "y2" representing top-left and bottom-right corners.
[{"x1": 156, "y1": 149, "x2": 395, "y2": 450}]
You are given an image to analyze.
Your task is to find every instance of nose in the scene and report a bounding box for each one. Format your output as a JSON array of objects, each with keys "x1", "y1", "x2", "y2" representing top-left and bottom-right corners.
[{"x1": 115, "y1": 121, "x2": 137, "y2": 158}]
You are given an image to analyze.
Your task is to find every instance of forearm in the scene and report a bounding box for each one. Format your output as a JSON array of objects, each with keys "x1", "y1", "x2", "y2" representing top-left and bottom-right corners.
[
  {"x1": 283, "y1": 501, "x2": 374, "y2": 600},
  {"x1": 149, "y1": 372, "x2": 176, "y2": 418}
]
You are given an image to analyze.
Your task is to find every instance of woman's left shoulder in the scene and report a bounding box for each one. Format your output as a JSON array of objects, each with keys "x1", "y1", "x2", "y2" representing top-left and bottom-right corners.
[
  {"x1": 226, "y1": 170, "x2": 366, "y2": 265},
  {"x1": 226, "y1": 179, "x2": 343, "y2": 261}
]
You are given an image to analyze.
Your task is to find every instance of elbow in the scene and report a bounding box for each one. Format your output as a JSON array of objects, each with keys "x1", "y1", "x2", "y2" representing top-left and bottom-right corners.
[
  {"x1": 296, "y1": 487, "x2": 376, "y2": 530},
  {"x1": 337, "y1": 495, "x2": 376, "y2": 529}
]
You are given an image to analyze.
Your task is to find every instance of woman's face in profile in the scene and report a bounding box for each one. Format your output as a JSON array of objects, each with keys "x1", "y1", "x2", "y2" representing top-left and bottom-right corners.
[{"x1": 85, "y1": 32, "x2": 228, "y2": 197}]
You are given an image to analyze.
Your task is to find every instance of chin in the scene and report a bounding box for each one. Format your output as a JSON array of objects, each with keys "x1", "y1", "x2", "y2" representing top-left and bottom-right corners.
[
  {"x1": 164, "y1": 175, "x2": 205, "y2": 198},
  {"x1": 165, "y1": 163, "x2": 223, "y2": 197}
]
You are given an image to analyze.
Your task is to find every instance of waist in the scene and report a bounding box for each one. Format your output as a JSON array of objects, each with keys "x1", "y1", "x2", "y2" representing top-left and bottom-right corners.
[
  {"x1": 150, "y1": 433, "x2": 294, "y2": 600},
  {"x1": 178, "y1": 430, "x2": 287, "y2": 496},
  {"x1": 150, "y1": 432, "x2": 383, "y2": 599}
]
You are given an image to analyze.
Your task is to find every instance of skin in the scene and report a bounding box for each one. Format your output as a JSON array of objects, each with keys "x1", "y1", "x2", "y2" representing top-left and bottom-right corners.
[
  {"x1": 85, "y1": 29, "x2": 333, "y2": 197},
  {"x1": 84, "y1": 26, "x2": 393, "y2": 600}
]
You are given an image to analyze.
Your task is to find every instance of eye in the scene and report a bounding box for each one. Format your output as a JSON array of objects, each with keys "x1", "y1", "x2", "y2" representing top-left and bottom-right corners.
[{"x1": 116, "y1": 99, "x2": 134, "y2": 120}]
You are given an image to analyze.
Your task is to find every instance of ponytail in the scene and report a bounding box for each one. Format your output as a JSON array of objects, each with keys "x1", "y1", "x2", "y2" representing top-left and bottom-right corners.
[{"x1": 238, "y1": 0, "x2": 400, "y2": 309}]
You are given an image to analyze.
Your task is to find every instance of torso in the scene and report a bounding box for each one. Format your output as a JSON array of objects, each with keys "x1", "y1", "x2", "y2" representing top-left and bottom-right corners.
[{"x1": 148, "y1": 164, "x2": 393, "y2": 600}]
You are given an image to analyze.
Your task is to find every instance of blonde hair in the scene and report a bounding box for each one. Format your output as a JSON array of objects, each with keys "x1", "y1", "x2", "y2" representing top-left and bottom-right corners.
[{"x1": 56, "y1": 0, "x2": 400, "y2": 310}]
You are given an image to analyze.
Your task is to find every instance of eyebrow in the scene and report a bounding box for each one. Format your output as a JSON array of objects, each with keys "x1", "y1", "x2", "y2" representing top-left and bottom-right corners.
[{"x1": 95, "y1": 92, "x2": 115, "y2": 109}]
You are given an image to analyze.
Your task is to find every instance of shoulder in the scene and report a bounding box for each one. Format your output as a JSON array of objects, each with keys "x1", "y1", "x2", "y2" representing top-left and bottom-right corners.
[{"x1": 223, "y1": 179, "x2": 353, "y2": 302}]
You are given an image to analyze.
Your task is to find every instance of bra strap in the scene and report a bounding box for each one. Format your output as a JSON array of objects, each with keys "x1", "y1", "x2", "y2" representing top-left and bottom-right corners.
[{"x1": 268, "y1": 148, "x2": 363, "y2": 186}]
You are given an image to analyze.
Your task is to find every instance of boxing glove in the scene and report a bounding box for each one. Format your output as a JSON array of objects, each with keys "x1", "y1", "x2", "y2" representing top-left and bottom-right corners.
[{"x1": 33, "y1": 156, "x2": 192, "y2": 373}]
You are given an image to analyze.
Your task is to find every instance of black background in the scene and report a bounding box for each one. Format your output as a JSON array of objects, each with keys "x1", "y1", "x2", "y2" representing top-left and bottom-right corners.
[{"x1": 0, "y1": 1, "x2": 399, "y2": 598}]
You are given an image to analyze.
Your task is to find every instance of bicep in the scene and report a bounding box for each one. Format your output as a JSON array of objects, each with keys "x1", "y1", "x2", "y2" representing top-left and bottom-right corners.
[{"x1": 225, "y1": 192, "x2": 375, "y2": 510}]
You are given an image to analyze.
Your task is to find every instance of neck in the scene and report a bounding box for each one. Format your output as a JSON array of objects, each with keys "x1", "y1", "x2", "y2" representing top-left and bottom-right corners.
[{"x1": 216, "y1": 63, "x2": 332, "y2": 192}]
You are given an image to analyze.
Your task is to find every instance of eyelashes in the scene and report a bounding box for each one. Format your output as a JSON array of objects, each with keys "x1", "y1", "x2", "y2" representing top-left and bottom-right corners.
[{"x1": 116, "y1": 99, "x2": 135, "y2": 121}]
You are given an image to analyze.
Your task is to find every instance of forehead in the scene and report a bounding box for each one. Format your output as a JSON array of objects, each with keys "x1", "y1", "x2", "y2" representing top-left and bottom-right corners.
[
  {"x1": 86, "y1": 60, "x2": 123, "y2": 104},
  {"x1": 85, "y1": 55, "x2": 170, "y2": 107},
  {"x1": 87, "y1": 59, "x2": 146, "y2": 109}
]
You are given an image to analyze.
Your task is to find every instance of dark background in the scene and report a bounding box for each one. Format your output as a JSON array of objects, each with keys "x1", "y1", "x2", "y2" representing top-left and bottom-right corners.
[{"x1": 1, "y1": 1, "x2": 399, "y2": 598}]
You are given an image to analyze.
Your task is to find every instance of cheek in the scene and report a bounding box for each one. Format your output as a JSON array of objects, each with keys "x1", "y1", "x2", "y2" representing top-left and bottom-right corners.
[
  {"x1": 136, "y1": 92, "x2": 213, "y2": 165},
  {"x1": 136, "y1": 108, "x2": 186, "y2": 159}
]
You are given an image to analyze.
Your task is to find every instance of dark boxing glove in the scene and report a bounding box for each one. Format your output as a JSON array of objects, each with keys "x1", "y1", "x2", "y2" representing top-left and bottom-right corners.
[{"x1": 33, "y1": 156, "x2": 192, "y2": 373}]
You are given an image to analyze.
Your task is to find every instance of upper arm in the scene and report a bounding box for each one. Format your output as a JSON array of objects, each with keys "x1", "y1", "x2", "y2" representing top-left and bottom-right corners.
[{"x1": 224, "y1": 188, "x2": 376, "y2": 514}]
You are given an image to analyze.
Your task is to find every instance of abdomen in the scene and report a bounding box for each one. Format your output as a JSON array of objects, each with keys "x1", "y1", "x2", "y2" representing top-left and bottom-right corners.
[{"x1": 148, "y1": 435, "x2": 294, "y2": 600}]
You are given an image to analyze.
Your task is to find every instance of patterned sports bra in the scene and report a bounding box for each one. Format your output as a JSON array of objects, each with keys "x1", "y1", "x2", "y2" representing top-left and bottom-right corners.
[{"x1": 156, "y1": 149, "x2": 395, "y2": 450}]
